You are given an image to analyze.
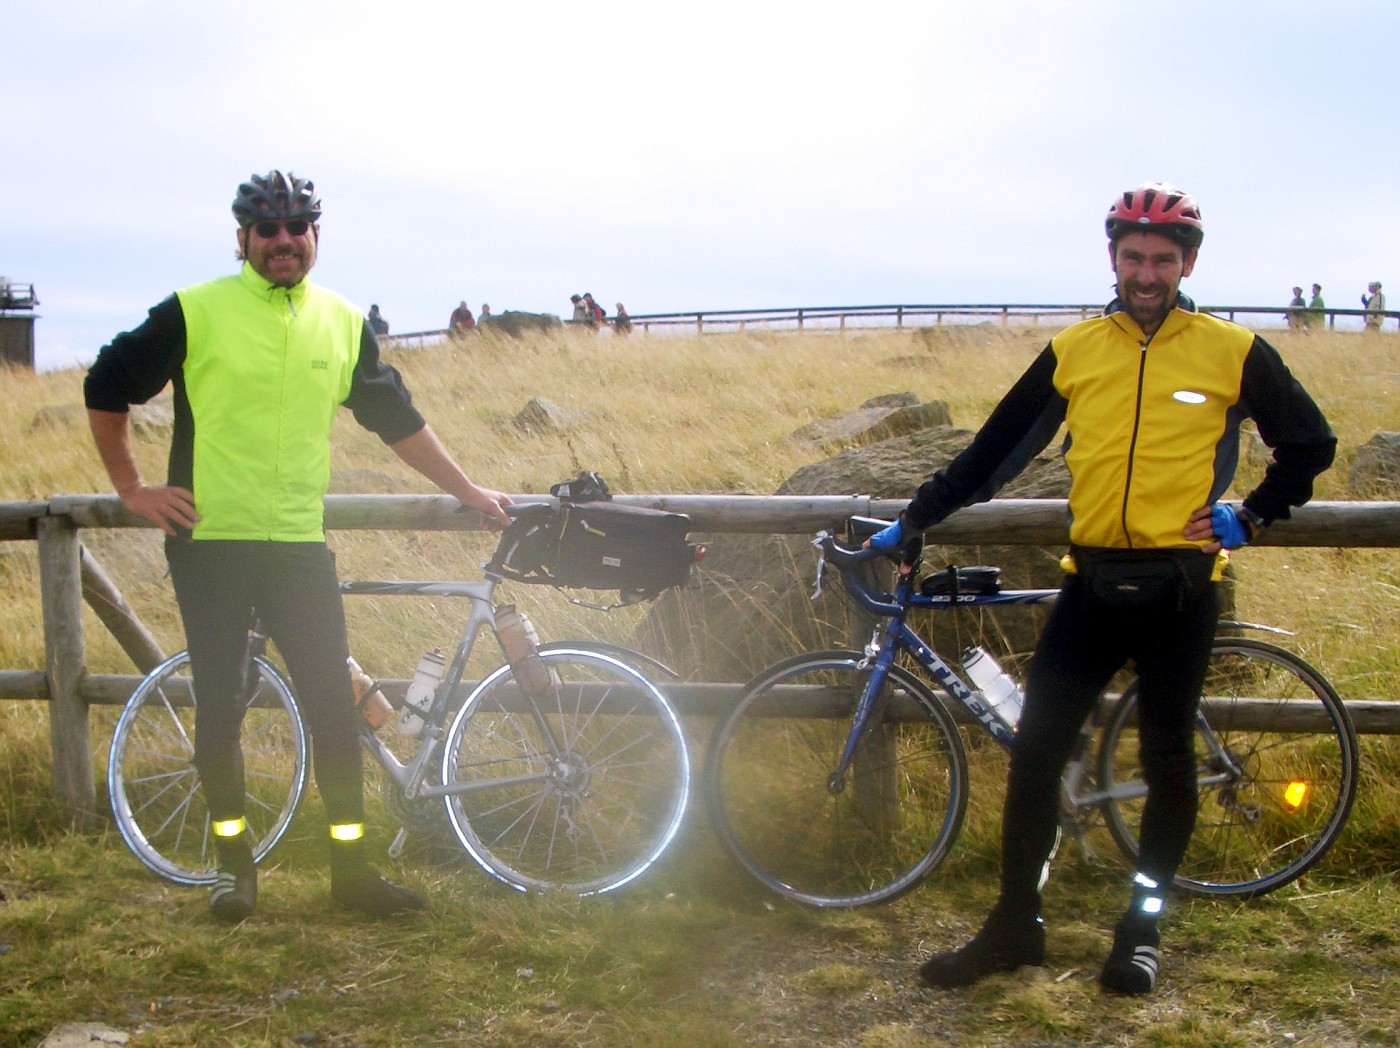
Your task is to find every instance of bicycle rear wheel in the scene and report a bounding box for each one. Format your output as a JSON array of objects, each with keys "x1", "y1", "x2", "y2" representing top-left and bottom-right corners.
[
  {"x1": 108, "y1": 651, "x2": 309, "y2": 885},
  {"x1": 705, "y1": 650, "x2": 968, "y2": 908},
  {"x1": 440, "y1": 646, "x2": 690, "y2": 896},
  {"x1": 1098, "y1": 638, "x2": 1358, "y2": 897}
]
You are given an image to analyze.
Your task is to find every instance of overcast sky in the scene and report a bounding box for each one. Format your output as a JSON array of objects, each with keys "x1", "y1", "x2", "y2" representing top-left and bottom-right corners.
[{"x1": 4, "y1": 0, "x2": 1398, "y2": 371}]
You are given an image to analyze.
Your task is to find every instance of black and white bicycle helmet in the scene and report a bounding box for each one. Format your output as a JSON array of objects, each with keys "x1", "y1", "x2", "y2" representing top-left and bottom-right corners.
[{"x1": 231, "y1": 170, "x2": 322, "y2": 227}]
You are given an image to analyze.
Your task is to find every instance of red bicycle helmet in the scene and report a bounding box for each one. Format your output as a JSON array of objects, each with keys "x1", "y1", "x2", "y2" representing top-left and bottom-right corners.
[
  {"x1": 232, "y1": 170, "x2": 322, "y2": 227},
  {"x1": 1105, "y1": 182, "x2": 1203, "y2": 248}
]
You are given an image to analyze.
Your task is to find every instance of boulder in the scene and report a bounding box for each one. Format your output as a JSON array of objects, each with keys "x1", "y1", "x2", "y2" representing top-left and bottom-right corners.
[
  {"x1": 634, "y1": 424, "x2": 1070, "y2": 684},
  {"x1": 479, "y1": 311, "x2": 562, "y2": 338},
  {"x1": 790, "y1": 395, "x2": 952, "y2": 452},
  {"x1": 1348, "y1": 432, "x2": 1400, "y2": 497},
  {"x1": 513, "y1": 397, "x2": 585, "y2": 435}
]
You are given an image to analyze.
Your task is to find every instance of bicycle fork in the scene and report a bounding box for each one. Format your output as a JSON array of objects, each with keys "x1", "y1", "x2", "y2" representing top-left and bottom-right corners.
[{"x1": 827, "y1": 629, "x2": 900, "y2": 795}]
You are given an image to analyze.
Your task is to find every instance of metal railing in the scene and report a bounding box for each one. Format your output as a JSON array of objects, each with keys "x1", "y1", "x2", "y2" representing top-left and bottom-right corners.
[{"x1": 382, "y1": 301, "x2": 1398, "y2": 348}]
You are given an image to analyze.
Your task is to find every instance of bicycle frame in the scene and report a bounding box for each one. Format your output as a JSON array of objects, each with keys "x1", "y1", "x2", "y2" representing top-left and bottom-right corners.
[
  {"x1": 824, "y1": 538, "x2": 1264, "y2": 820},
  {"x1": 339, "y1": 578, "x2": 569, "y2": 809},
  {"x1": 830, "y1": 564, "x2": 1053, "y2": 786}
]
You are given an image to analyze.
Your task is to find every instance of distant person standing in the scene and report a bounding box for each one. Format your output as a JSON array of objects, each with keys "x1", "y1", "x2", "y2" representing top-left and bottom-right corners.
[
  {"x1": 1306, "y1": 284, "x2": 1325, "y2": 330},
  {"x1": 1287, "y1": 287, "x2": 1305, "y2": 331},
  {"x1": 367, "y1": 303, "x2": 389, "y2": 336},
  {"x1": 582, "y1": 292, "x2": 605, "y2": 331},
  {"x1": 449, "y1": 300, "x2": 475, "y2": 336},
  {"x1": 614, "y1": 303, "x2": 632, "y2": 337},
  {"x1": 1362, "y1": 281, "x2": 1386, "y2": 331},
  {"x1": 479, "y1": 303, "x2": 492, "y2": 325},
  {"x1": 570, "y1": 294, "x2": 588, "y2": 325}
]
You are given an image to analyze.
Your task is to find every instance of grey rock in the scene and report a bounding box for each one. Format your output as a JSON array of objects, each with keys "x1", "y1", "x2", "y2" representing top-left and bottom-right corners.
[{"x1": 1349, "y1": 432, "x2": 1400, "y2": 497}]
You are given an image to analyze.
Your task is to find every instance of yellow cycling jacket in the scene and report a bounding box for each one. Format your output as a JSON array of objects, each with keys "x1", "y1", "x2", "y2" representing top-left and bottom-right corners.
[
  {"x1": 903, "y1": 297, "x2": 1335, "y2": 550},
  {"x1": 85, "y1": 263, "x2": 425, "y2": 542}
]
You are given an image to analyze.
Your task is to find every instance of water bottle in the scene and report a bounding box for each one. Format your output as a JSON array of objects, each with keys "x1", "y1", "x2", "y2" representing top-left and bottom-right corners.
[
  {"x1": 494, "y1": 604, "x2": 554, "y2": 695},
  {"x1": 348, "y1": 656, "x2": 394, "y2": 730},
  {"x1": 396, "y1": 649, "x2": 446, "y2": 737},
  {"x1": 962, "y1": 646, "x2": 1023, "y2": 729}
]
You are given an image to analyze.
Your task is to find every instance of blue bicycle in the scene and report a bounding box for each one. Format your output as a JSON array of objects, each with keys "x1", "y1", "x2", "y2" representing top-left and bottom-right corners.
[{"x1": 704, "y1": 517, "x2": 1358, "y2": 908}]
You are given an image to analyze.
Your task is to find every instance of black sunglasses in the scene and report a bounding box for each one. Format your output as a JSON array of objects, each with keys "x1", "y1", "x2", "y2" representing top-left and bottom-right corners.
[{"x1": 251, "y1": 218, "x2": 311, "y2": 239}]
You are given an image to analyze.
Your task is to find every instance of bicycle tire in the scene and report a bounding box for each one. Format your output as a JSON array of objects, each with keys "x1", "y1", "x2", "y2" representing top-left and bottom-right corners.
[
  {"x1": 1098, "y1": 638, "x2": 1358, "y2": 898},
  {"x1": 440, "y1": 645, "x2": 690, "y2": 896},
  {"x1": 705, "y1": 650, "x2": 968, "y2": 908},
  {"x1": 108, "y1": 650, "x2": 310, "y2": 886}
]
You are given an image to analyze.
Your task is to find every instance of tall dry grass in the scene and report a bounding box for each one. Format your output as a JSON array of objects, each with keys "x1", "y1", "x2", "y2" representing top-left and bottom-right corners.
[{"x1": 0, "y1": 322, "x2": 1394, "y2": 681}]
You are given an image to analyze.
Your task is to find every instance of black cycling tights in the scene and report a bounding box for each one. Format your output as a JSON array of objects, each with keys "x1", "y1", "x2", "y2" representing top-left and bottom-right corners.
[
  {"x1": 997, "y1": 573, "x2": 1219, "y2": 912},
  {"x1": 167, "y1": 540, "x2": 364, "y2": 828}
]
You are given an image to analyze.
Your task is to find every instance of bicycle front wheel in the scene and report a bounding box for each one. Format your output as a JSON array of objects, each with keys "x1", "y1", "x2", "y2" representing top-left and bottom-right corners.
[
  {"x1": 108, "y1": 651, "x2": 309, "y2": 885},
  {"x1": 441, "y1": 646, "x2": 690, "y2": 896},
  {"x1": 706, "y1": 650, "x2": 968, "y2": 908},
  {"x1": 1099, "y1": 638, "x2": 1358, "y2": 898}
]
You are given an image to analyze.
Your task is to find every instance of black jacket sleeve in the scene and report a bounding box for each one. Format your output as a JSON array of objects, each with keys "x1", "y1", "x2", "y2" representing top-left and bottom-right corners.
[
  {"x1": 83, "y1": 296, "x2": 186, "y2": 411},
  {"x1": 343, "y1": 321, "x2": 426, "y2": 444},
  {"x1": 904, "y1": 345, "x2": 1066, "y2": 530},
  {"x1": 1237, "y1": 335, "x2": 1336, "y2": 525}
]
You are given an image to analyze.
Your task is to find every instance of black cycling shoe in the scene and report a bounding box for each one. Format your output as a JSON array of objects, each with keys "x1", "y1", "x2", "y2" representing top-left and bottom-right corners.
[
  {"x1": 331, "y1": 868, "x2": 426, "y2": 917},
  {"x1": 1100, "y1": 918, "x2": 1161, "y2": 995},
  {"x1": 920, "y1": 910, "x2": 1046, "y2": 988},
  {"x1": 209, "y1": 866, "x2": 257, "y2": 922}
]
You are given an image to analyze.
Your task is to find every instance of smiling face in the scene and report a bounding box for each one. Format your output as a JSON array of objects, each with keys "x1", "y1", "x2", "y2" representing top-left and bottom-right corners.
[
  {"x1": 1110, "y1": 231, "x2": 1197, "y2": 336},
  {"x1": 238, "y1": 219, "x2": 319, "y2": 288}
]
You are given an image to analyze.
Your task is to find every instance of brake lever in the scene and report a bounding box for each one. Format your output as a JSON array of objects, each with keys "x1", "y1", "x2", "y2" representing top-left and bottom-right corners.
[{"x1": 810, "y1": 530, "x2": 832, "y2": 601}]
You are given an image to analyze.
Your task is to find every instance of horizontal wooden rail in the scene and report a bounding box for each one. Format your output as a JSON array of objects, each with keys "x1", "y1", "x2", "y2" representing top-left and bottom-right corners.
[
  {"x1": 5, "y1": 672, "x2": 1391, "y2": 737},
  {"x1": 26, "y1": 495, "x2": 1400, "y2": 546},
  {"x1": 4, "y1": 494, "x2": 1398, "y2": 823}
]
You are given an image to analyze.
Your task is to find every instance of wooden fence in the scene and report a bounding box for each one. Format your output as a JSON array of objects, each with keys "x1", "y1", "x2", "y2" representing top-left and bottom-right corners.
[{"x1": 3, "y1": 494, "x2": 1399, "y2": 824}]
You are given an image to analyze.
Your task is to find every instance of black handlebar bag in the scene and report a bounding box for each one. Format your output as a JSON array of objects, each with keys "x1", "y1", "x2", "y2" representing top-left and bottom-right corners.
[
  {"x1": 486, "y1": 478, "x2": 698, "y2": 600},
  {"x1": 552, "y1": 502, "x2": 696, "y2": 597}
]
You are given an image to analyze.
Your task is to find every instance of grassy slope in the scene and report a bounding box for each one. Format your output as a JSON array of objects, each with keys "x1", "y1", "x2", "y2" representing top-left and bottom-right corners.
[{"x1": 0, "y1": 324, "x2": 1397, "y2": 1047}]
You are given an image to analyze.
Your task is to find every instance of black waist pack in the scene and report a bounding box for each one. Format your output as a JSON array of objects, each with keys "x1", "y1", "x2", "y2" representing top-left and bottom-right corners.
[{"x1": 1072, "y1": 546, "x2": 1216, "y2": 609}]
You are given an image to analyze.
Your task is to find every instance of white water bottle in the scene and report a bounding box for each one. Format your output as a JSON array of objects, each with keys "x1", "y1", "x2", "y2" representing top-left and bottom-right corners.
[
  {"x1": 396, "y1": 649, "x2": 446, "y2": 737},
  {"x1": 962, "y1": 647, "x2": 1023, "y2": 729}
]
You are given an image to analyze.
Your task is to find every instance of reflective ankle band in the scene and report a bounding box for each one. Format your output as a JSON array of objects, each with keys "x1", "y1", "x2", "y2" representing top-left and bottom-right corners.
[
  {"x1": 1132, "y1": 871, "x2": 1164, "y2": 916},
  {"x1": 329, "y1": 823, "x2": 365, "y2": 842},
  {"x1": 212, "y1": 817, "x2": 247, "y2": 838}
]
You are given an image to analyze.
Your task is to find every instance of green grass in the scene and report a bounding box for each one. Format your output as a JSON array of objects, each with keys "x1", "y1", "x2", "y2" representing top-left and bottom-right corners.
[{"x1": 1, "y1": 323, "x2": 1398, "y2": 1045}]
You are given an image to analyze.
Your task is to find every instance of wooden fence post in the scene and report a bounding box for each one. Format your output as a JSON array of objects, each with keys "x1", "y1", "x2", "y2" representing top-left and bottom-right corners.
[{"x1": 37, "y1": 515, "x2": 96, "y2": 827}]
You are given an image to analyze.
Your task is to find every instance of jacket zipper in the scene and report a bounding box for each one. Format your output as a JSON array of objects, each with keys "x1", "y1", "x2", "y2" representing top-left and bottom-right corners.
[{"x1": 1119, "y1": 337, "x2": 1151, "y2": 547}]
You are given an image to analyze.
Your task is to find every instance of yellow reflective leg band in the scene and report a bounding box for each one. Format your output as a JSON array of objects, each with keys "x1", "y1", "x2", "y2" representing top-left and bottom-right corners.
[
  {"x1": 329, "y1": 823, "x2": 365, "y2": 842},
  {"x1": 212, "y1": 817, "x2": 247, "y2": 838}
]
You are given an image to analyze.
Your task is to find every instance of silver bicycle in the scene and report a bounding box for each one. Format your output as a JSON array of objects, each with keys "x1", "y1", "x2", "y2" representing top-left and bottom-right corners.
[{"x1": 108, "y1": 512, "x2": 694, "y2": 897}]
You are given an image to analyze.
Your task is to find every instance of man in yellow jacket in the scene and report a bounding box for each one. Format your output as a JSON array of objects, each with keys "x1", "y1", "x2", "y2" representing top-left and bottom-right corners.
[
  {"x1": 871, "y1": 182, "x2": 1335, "y2": 994},
  {"x1": 86, "y1": 170, "x2": 512, "y2": 922}
]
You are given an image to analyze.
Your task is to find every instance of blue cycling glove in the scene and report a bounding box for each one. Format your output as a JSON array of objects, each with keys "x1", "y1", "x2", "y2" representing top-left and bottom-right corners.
[
  {"x1": 1209, "y1": 504, "x2": 1250, "y2": 550},
  {"x1": 869, "y1": 517, "x2": 909, "y2": 551}
]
